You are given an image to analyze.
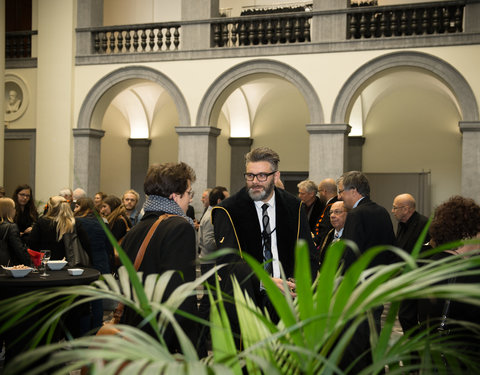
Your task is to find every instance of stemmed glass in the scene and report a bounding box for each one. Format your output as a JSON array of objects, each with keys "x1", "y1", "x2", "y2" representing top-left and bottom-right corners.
[{"x1": 40, "y1": 250, "x2": 51, "y2": 276}]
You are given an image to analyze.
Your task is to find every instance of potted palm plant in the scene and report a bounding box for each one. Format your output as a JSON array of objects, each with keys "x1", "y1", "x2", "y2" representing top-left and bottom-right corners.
[{"x1": 1, "y1": 219, "x2": 480, "y2": 374}]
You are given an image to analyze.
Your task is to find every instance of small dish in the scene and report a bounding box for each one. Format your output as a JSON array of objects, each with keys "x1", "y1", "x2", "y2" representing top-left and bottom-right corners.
[
  {"x1": 67, "y1": 268, "x2": 84, "y2": 276},
  {"x1": 47, "y1": 260, "x2": 68, "y2": 270},
  {"x1": 2, "y1": 266, "x2": 33, "y2": 278}
]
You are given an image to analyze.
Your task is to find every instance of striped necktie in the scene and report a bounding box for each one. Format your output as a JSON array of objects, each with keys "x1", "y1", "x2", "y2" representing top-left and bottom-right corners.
[{"x1": 262, "y1": 203, "x2": 273, "y2": 275}]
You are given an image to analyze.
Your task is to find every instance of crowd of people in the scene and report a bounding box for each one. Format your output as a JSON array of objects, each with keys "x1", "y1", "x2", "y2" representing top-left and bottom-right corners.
[{"x1": 1, "y1": 146, "x2": 479, "y2": 369}]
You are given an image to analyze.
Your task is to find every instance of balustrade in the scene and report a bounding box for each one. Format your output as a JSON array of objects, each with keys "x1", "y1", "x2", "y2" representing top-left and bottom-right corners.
[
  {"x1": 347, "y1": 2, "x2": 463, "y2": 39},
  {"x1": 6, "y1": 31, "x2": 37, "y2": 58},
  {"x1": 212, "y1": 13, "x2": 311, "y2": 47},
  {"x1": 93, "y1": 24, "x2": 181, "y2": 54}
]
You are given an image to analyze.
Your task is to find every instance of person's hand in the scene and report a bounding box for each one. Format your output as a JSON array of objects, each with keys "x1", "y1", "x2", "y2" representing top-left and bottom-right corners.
[
  {"x1": 271, "y1": 277, "x2": 296, "y2": 298},
  {"x1": 194, "y1": 219, "x2": 200, "y2": 231},
  {"x1": 23, "y1": 226, "x2": 33, "y2": 234}
]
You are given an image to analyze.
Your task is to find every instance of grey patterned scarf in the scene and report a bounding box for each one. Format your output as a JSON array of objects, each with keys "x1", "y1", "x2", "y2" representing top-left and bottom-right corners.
[{"x1": 142, "y1": 195, "x2": 194, "y2": 227}]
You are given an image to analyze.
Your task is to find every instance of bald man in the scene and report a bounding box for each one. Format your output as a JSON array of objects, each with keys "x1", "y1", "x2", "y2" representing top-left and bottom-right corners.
[
  {"x1": 392, "y1": 193, "x2": 430, "y2": 254},
  {"x1": 392, "y1": 193, "x2": 430, "y2": 334}
]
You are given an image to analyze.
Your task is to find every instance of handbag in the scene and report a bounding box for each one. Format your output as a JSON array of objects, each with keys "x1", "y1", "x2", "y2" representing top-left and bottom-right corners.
[
  {"x1": 0, "y1": 224, "x2": 10, "y2": 266},
  {"x1": 64, "y1": 228, "x2": 91, "y2": 267},
  {"x1": 98, "y1": 213, "x2": 175, "y2": 328}
]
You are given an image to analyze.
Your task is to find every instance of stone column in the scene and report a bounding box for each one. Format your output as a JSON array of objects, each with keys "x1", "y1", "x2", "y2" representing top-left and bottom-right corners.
[
  {"x1": 76, "y1": 0, "x2": 104, "y2": 55},
  {"x1": 347, "y1": 136, "x2": 365, "y2": 171},
  {"x1": 459, "y1": 121, "x2": 480, "y2": 200},
  {"x1": 73, "y1": 128, "x2": 105, "y2": 196},
  {"x1": 306, "y1": 124, "x2": 351, "y2": 183},
  {"x1": 176, "y1": 126, "x2": 221, "y2": 218},
  {"x1": 128, "y1": 138, "x2": 151, "y2": 207},
  {"x1": 181, "y1": 0, "x2": 219, "y2": 50},
  {"x1": 229, "y1": 137, "x2": 253, "y2": 193},
  {"x1": 311, "y1": 0, "x2": 349, "y2": 42}
]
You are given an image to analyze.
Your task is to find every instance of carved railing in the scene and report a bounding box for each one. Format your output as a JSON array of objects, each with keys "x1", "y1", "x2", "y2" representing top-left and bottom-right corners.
[
  {"x1": 212, "y1": 13, "x2": 311, "y2": 47},
  {"x1": 347, "y1": 1, "x2": 464, "y2": 39},
  {"x1": 91, "y1": 22, "x2": 181, "y2": 54},
  {"x1": 6, "y1": 30, "x2": 37, "y2": 58}
]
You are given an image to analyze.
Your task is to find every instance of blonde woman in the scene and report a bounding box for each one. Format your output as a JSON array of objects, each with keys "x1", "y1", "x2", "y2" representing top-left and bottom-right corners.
[
  {"x1": 0, "y1": 197, "x2": 30, "y2": 266},
  {"x1": 27, "y1": 196, "x2": 90, "y2": 261}
]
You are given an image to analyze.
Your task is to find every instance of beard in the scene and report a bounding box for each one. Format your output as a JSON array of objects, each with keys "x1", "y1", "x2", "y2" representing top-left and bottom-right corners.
[{"x1": 247, "y1": 179, "x2": 275, "y2": 201}]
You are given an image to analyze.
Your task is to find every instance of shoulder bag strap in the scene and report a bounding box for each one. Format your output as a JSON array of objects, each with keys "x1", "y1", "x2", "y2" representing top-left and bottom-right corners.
[
  {"x1": 133, "y1": 213, "x2": 175, "y2": 270},
  {"x1": 112, "y1": 213, "x2": 176, "y2": 324}
]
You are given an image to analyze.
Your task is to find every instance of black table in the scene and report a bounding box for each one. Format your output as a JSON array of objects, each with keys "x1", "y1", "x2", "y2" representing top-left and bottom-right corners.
[
  {"x1": 0, "y1": 268, "x2": 101, "y2": 366},
  {"x1": 0, "y1": 268, "x2": 100, "y2": 299}
]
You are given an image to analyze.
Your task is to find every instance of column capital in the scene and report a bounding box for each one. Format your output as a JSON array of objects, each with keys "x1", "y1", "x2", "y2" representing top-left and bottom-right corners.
[
  {"x1": 228, "y1": 137, "x2": 253, "y2": 147},
  {"x1": 128, "y1": 138, "x2": 152, "y2": 147},
  {"x1": 175, "y1": 126, "x2": 221, "y2": 137},
  {"x1": 306, "y1": 124, "x2": 351, "y2": 135},
  {"x1": 73, "y1": 128, "x2": 105, "y2": 138},
  {"x1": 459, "y1": 121, "x2": 480, "y2": 133}
]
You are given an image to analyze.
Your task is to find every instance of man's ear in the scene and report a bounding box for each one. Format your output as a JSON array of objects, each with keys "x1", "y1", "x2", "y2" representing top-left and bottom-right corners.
[{"x1": 274, "y1": 170, "x2": 281, "y2": 182}]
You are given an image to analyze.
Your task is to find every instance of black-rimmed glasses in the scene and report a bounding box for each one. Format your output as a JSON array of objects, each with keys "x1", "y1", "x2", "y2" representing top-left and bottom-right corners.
[{"x1": 244, "y1": 171, "x2": 277, "y2": 182}]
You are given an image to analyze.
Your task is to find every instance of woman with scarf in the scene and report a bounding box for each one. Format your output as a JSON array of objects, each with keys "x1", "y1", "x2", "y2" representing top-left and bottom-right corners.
[{"x1": 121, "y1": 162, "x2": 199, "y2": 354}]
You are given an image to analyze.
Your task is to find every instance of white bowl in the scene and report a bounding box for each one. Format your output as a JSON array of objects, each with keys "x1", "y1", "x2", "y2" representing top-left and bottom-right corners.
[
  {"x1": 67, "y1": 268, "x2": 84, "y2": 276},
  {"x1": 2, "y1": 266, "x2": 33, "y2": 278},
  {"x1": 47, "y1": 260, "x2": 68, "y2": 270}
]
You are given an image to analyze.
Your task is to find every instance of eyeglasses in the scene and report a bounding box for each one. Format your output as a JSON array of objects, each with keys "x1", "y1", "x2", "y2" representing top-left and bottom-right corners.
[
  {"x1": 187, "y1": 190, "x2": 194, "y2": 198},
  {"x1": 244, "y1": 171, "x2": 277, "y2": 182},
  {"x1": 18, "y1": 193, "x2": 31, "y2": 198},
  {"x1": 392, "y1": 205, "x2": 406, "y2": 211},
  {"x1": 337, "y1": 189, "x2": 344, "y2": 194}
]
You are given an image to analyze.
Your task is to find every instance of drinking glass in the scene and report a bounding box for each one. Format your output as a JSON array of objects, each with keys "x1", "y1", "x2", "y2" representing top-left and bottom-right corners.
[{"x1": 40, "y1": 250, "x2": 51, "y2": 276}]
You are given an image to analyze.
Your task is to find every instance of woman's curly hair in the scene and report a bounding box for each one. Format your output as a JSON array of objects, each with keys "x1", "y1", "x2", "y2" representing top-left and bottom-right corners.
[{"x1": 429, "y1": 195, "x2": 480, "y2": 246}]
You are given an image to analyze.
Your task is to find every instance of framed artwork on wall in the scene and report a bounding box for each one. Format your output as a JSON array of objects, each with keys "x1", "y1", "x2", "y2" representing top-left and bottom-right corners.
[{"x1": 4, "y1": 74, "x2": 29, "y2": 122}]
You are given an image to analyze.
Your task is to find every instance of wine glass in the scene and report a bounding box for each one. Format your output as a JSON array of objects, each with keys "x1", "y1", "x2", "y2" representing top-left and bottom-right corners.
[{"x1": 40, "y1": 250, "x2": 51, "y2": 276}]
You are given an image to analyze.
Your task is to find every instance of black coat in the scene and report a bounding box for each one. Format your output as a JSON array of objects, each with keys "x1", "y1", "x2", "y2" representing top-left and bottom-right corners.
[
  {"x1": 0, "y1": 222, "x2": 31, "y2": 266},
  {"x1": 396, "y1": 211, "x2": 430, "y2": 253},
  {"x1": 27, "y1": 217, "x2": 90, "y2": 261},
  {"x1": 212, "y1": 187, "x2": 317, "y2": 301},
  {"x1": 307, "y1": 196, "x2": 325, "y2": 233},
  {"x1": 76, "y1": 215, "x2": 110, "y2": 274},
  {"x1": 121, "y1": 211, "x2": 198, "y2": 353},
  {"x1": 342, "y1": 197, "x2": 397, "y2": 271}
]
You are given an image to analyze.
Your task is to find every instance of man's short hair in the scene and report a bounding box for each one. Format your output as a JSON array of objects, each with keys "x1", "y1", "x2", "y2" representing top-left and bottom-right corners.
[
  {"x1": 341, "y1": 171, "x2": 370, "y2": 198},
  {"x1": 59, "y1": 188, "x2": 73, "y2": 198},
  {"x1": 209, "y1": 186, "x2": 228, "y2": 206},
  {"x1": 245, "y1": 147, "x2": 280, "y2": 172},
  {"x1": 123, "y1": 189, "x2": 140, "y2": 202},
  {"x1": 297, "y1": 180, "x2": 318, "y2": 194},
  {"x1": 73, "y1": 188, "x2": 87, "y2": 200},
  {"x1": 144, "y1": 162, "x2": 196, "y2": 197}
]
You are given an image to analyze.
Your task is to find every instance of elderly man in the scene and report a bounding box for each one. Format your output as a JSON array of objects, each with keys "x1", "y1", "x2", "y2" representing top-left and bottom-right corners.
[
  {"x1": 392, "y1": 193, "x2": 430, "y2": 253},
  {"x1": 297, "y1": 179, "x2": 325, "y2": 232},
  {"x1": 392, "y1": 193, "x2": 430, "y2": 334},
  {"x1": 318, "y1": 201, "x2": 348, "y2": 264},
  {"x1": 212, "y1": 147, "x2": 317, "y2": 326},
  {"x1": 336, "y1": 171, "x2": 396, "y2": 372}
]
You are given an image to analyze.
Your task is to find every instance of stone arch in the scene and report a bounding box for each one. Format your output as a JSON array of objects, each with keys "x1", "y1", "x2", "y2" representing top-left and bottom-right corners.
[
  {"x1": 196, "y1": 59, "x2": 324, "y2": 126},
  {"x1": 74, "y1": 66, "x2": 190, "y2": 196},
  {"x1": 331, "y1": 50, "x2": 479, "y2": 124},
  {"x1": 77, "y1": 65, "x2": 190, "y2": 129}
]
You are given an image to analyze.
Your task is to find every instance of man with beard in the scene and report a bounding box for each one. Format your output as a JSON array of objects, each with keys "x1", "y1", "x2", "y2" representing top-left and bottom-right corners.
[{"x1": 212, "y1": 147, "x2": 317, "y2": 327}]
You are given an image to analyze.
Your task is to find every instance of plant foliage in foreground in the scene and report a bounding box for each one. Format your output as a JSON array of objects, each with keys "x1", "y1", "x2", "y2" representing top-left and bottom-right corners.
[{"x1": 1, "y1": 229, "x2": 480, "y2": 374}]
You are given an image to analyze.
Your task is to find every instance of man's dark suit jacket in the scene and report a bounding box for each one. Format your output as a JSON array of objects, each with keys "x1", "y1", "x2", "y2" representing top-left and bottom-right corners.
[
  {"x1": 307, "y1": 196, "x2": 326, "y2": 233},
  {"x1": 212, "y1": 186, "x2": 317, "y2": 302},
  {"x1": 396, "y1": 211, "x2": 430, "y2": 254},
  {"x1": 341, "y1": 197, "x2": 397, "y2": 272},
  {"x1": 313, "y1": 196, "x2": 338, "y2": 248}
]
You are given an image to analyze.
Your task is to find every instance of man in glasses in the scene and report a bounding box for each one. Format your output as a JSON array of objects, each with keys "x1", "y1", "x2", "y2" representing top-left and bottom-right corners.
[
  {"x1": 212, "y1": 147, "x2": 317, "y2": 325},
  {"x1": 336, "y1": 170, "x2": 396, "y2": 372},
  {"x1": 317, "y1": 201, "x2": 349, "y2": 264}
]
